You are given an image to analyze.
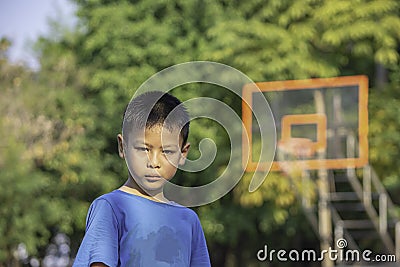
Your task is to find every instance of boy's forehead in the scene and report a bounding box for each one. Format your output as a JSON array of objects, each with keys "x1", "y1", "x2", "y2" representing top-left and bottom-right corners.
[
  {"x1": 127, "y1": 125, "x2": 182, "y2": 142},
  {"x1": 128, "y1": 124, "x2": 179, "y2": 134}
]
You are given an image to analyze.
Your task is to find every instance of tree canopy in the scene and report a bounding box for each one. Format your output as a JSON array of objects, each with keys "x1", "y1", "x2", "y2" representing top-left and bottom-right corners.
[{"x1": 1, "y1": 0, "x2": 400, "y2": 266}]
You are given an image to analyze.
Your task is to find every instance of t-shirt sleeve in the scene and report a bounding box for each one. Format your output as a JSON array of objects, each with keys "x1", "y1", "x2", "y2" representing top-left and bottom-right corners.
[
  {"x1": 73, "y1": 199, "x2": 119, "y2": 267},
  {"x1": 190, "y1": 215, "x2": 211, "y2": 267}
]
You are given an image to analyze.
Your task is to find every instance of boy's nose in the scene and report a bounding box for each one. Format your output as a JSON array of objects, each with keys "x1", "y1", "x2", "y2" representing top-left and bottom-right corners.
[{"x1": 147, "y1": 152, "x2": 161, "y2": 168}]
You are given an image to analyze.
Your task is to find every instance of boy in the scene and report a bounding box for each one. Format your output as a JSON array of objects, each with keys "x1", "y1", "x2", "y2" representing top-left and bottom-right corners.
[{"x1": 73, "y1": 91, "x2": 211, "y2": 267}]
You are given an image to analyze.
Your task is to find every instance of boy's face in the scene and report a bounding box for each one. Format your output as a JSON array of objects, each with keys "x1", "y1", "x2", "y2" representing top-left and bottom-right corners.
[{"x1": 120, "y1": 124, "x2": 189, "y2": 193}]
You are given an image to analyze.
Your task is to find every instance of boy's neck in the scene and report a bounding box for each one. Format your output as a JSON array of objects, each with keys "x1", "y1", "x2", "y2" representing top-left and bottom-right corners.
[{"x1": 120, "y1": 177, "x2": 169, "y2": 203}]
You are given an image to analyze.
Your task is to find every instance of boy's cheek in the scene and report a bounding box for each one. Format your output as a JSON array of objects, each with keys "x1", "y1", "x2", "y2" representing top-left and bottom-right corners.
[
  {"x1": 165, "y1": 155, "x2": 182, "y2": 167},
  {"x1": 125, "y1": 153, "x2": 144, "y2": 167}
]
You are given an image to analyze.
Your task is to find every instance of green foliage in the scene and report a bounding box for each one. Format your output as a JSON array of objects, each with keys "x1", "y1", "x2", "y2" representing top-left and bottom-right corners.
[
  {"x1": 204, "y1": 0, "x2": 400, "y2": 80},
  {"x1": 369, "y1": 66, "x2": 400, "y2": 191},
  {"x1": 0, "y1": 35, "x2": 116, "y2": 264},
  {"x1": 1, "y1": 0, "x2": 400, "y2": 266},
  {"x1": 0, "y1": 42, "x2": 72, "y2": 263}
]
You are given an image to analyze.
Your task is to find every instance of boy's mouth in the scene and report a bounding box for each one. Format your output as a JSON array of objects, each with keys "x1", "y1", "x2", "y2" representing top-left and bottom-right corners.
[{"x1": 144, "y1": 175, "x2": 163, "y2": 181}]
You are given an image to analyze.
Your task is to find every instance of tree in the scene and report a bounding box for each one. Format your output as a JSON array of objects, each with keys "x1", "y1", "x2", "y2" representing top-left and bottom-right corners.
[
  {"x1": 62, "y1": 0, "x2": 400, "y2": 265},
  {"x1": 0, "y1": 38, "x2": 79, "y2": 266},
  {"x1": 369, "y1": 65, "x2": 400, "y2": 201},
  {"x1": 204, "y1": 0, "x2": 400, "y2": 81},
  {"x1": 0, "y1": 33, "x2": 110, "y2": 265},
  {"x1": 2, "y1": 0, "x2": 400, "y2": 265}
]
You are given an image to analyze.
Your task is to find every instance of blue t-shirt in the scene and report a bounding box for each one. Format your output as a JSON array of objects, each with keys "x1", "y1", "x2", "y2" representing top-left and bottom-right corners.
[{"x1": 73, "y1": 190, "x2": 211, "y2": 267}]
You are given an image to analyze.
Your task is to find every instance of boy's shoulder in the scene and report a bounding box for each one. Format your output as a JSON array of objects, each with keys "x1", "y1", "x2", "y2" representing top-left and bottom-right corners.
[{"x1": 92, "y1": 189, "x2": 198, "y2": 217}]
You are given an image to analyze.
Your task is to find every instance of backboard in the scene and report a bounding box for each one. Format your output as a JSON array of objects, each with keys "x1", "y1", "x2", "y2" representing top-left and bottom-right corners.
[{"x1": 242, "y1": 76, "x2": 368, "y2": 172}]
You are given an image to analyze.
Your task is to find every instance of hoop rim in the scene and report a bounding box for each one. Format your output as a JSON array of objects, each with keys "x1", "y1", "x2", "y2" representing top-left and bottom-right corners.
[{"x1": 278, "y1": 137, "x2": 316, "y2": 158}]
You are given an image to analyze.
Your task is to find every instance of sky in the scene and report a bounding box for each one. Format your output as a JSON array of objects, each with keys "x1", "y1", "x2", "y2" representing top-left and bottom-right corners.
[{"x1": 0, "y1": 0, "x2": 77, "y2": 70}]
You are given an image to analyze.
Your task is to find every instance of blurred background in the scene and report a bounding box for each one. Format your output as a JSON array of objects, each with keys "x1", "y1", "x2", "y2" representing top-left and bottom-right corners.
[{"x1": 1, "y1": 0, "x2": 400, "y2": 266}]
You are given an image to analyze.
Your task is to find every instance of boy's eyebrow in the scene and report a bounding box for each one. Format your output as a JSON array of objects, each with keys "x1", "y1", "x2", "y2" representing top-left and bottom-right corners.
[
  {"x1": 132, "y1": 141, "x2": 152, "y2": 147},
  {"x1": 162, "y1": 144, "x2": 179, "y2": 149},
  {"x1": 132, "y1": 141, "x2": 179, "y2": 149}
]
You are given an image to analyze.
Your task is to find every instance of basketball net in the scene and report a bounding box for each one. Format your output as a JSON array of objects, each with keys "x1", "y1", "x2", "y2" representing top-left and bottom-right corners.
[{"x1": 277, "y1": 137, "x2": 316, "y2": 178}]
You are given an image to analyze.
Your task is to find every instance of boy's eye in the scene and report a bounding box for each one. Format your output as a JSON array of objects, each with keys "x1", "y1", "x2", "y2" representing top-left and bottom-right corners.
[
  {"x1": 162, "y1": 150, "x2": 176, "y2": 155},
  {"x1": 135, "y1": 147, "x2": 148, "y2": 152}
]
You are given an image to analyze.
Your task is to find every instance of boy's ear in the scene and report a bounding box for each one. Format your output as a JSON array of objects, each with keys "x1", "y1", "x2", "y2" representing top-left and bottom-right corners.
[
  {"x1": 179, "y1": 142, "x2": 190, "y2": 166},
  {"x1": 117, "y1": 134, "x2": 125, "y2": 159}
]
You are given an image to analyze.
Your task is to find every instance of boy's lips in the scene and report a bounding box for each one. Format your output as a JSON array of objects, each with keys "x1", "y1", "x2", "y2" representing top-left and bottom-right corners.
[
  {"x1": 144, "y1": 175, "x2": 163, "y2": 181},
  {"x1": 145, "y1": 174, "x2": 162, "y2": 177}
]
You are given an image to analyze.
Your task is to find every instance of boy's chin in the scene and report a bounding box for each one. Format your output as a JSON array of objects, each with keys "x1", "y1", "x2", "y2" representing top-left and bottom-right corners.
[{"x1": 137, "y1": 178, "x2": 167, "y2": 194}]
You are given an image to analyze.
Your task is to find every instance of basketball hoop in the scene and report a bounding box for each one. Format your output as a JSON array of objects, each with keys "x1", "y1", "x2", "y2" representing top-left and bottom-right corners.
[{"x1": 277, "y1": 138, "x2": 316, "y2": 178}]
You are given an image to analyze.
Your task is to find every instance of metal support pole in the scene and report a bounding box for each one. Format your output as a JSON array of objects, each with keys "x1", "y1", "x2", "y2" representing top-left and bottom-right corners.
[
  {"x1": 346, "y1": 134, "x2": 356, "y2": 178},
  {"x1": 319, "y1": 168, "x2": 333, "y2": 267},
  {"x1": 335, "y1": 221, "x2": 344, "y2": 264},
  {"x1": 314, "y1": 90, "x2": 333, "y2": 267},
  {"x1": 363, "y1": 165, "x2": 372, "y2": 207},
  {"x1": 379, "y1": 193, "x2": 387, "y2": 234},
  {"x1": 395, "y1": 222, "x2": 400, "y2": 262},
  {"x1": 301, "y1": 170, "x2": 311, "y2": 208}
]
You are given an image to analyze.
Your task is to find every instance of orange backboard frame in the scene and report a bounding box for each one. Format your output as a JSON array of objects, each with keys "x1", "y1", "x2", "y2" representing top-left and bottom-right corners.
[
  {"x1": 242, "y1": 75, "x2": 369, "y2": 172},
  {"x1": 281, "y1": 113, "x2": 327, "y2": 154}
]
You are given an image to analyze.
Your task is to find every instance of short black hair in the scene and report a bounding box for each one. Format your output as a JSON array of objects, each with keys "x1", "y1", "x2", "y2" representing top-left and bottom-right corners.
[{"x1": 122, "y1": 91, "x2": 190, "y2": 149}]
